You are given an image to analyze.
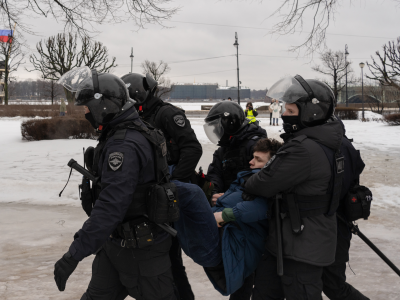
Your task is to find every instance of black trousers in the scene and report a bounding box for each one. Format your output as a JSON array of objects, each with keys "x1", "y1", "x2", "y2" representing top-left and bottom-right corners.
[
  {"x1": 322, "y1": 219, "x2": 370, "y2": 300},
  {"x1": 252, "y1": 253, "x2": 323, "y2": 300},
  {"x1": 252, "y1": 251, "x2": 284, "y2": 300},
  {"x1": 169, "y1": 236, "x2": 194, "y2": 300},
  {"x1": 230, "y1": 273, "x2": 255, "y2": 300},
  {"x1": 81, "y1": 237, "x2": 176, "y2": 300}
]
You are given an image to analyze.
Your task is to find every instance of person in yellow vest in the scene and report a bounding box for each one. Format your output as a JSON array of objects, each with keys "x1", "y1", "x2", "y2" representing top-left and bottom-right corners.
[{"x1": 245, "y1": 102, "x2": 258, "y2": 125}]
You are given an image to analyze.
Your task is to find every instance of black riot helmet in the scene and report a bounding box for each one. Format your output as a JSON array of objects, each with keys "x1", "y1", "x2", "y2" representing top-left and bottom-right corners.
[
  {"x1": 58, "y1": 66, "x2": 130, "y2": 125},
  {"x1": 120, "y1": 73, "x2": 158, "y2": 104},
  {"x1": 267, "y1": 75, "x2": 335, "y2": 127},
  {"x1": 204, "y1": 101, "x2": 247, "y2": 144}
]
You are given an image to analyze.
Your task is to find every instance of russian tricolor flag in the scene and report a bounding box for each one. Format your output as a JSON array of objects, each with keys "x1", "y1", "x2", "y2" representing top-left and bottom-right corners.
[{"x1": 0, "y1": 30, "x2": 13, "y2": 43}]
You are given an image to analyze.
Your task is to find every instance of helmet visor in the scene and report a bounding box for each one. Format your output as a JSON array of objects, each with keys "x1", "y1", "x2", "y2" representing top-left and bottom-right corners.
[
  {"x1": 57, "y1": 66, "x2": 92, "y2": 93},
  {"x1": 267, "y1": 76, "x2": 309, "y2": 104},
  {"x1": 203, "y1": 118, "x2": 224, "y2": 144}
]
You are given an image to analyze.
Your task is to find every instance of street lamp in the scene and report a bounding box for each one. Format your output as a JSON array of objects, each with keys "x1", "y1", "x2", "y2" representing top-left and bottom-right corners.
[
  {"x1": 359, "y1": 62, "x2": 365, "y2": 120},
  {"x1": 233, "y1": 32, "x2": 240, "y2": 105},
  {"x1": 130, "y1": 47, "x2": 134, "y2": 73},
  {"x1": 345, "y1": 45, "x2": 349, "y2": 107}
]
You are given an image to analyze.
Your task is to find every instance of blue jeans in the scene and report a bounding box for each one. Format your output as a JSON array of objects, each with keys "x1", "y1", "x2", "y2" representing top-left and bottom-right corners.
[
  {"x1": 273, "y1": 118, "x2": 278, "y2": 125},
  {"x1": 172, "y1": 180, "x2": 221, "y2": 268}
]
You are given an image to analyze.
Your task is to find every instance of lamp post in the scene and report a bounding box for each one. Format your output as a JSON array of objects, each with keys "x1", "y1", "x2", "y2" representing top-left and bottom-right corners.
[
  {"x1": 359, "y1": 62, "x2": 365, "y2": 120},
  {"x1": 345, "y1": 45, "x2": 349, "y2": 107},
  {"x1": 233, "y1": 32, "x2": 240, "y2": 105},
  {"x1": 130, "y1": 47, "x2": 134, "y2": 73}
]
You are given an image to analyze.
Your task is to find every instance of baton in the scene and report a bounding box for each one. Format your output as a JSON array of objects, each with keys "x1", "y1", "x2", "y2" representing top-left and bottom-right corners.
[
  {"x1": 275, "y1": 195, "x2": 284, "y2": 276},
  {"x1": 337, "y1": 214, "x2": 400, "y2": 277},
  {"x1": 67, "y1": 159, "x2": 178, "y2": 238}
]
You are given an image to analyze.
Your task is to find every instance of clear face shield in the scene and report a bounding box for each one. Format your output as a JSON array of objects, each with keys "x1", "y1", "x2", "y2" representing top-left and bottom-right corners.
[
  {"x1": 203, "y1": 118, "x2": 224, "y2": 144},
  {"x1": 57, "y1": 67, "x2": 95, "y2": 104},
  {"x1": 267, "y1": 76, "x2": 310, "y2": 107}
]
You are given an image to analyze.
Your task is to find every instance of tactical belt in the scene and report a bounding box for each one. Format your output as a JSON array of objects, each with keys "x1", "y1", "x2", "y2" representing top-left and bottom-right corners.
[{"x1": 112, "y1": 219, "x2": 163, "y2": 249}]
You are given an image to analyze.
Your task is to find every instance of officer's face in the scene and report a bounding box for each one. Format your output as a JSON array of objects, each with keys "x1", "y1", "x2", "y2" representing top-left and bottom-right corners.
[
  {"x1": 84, "y1": 106, "x2": 90, "y2": 114},
  {"x1": 282, "y1": 103, "x2": 299, "y2": 116},
  {"x1": 250, "y1": 151, "x2": 271, "y2": 169}
]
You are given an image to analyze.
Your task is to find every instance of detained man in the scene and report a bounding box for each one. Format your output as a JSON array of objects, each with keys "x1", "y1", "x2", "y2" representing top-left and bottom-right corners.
[{"x1": 172, "y1": 138, "x2": 282, "y2": 296}]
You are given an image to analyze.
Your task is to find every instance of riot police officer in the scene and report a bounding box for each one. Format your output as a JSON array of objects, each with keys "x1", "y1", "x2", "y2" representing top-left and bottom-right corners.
[
  {"x1": 54, "y1": 67, "x2": 177, "y2": 300},
  {"x1": 121, "y1": 73, "x2": 202, "y2": 300},
  {"x1": 245, "y1": 75, "x2": 353, "y2": 299},
  {"x1": 204, "y1": 101, "x2": 267, "y2": 300}
]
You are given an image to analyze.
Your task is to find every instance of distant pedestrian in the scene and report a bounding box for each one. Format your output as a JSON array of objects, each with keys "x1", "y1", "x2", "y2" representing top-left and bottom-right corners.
[
  {"x1": 59, "y1": 99, "x2": 67, "y2": 116},
  {"x1": 269, "y1": 99, "x2": 281, "y2": 126},
  {"x1": 245, "y1": 101, "x2": 259, "y2": 125},
  {"x1": 228, "y1": 97, "x2": 232, "y2": 101}
]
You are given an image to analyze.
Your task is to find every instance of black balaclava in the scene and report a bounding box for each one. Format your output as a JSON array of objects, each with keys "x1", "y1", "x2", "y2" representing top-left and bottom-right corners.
[{"x1": 85, "y1": 112, "x2": 98, "y2": 129}]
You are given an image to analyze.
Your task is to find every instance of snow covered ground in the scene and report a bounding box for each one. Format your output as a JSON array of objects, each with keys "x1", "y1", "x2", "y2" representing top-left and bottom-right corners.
[{"x1": 0, "y1": 113, "x2": 399, "y2": 299}]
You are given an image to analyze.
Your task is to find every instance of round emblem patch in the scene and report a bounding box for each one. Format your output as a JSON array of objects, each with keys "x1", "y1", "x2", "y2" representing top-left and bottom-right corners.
[
  {"x1": 109, "y1": 152, "x2": 124, "y2": 171},
  {"x1": 173, "y1": 115, "x2": 186, "y2": 127}
]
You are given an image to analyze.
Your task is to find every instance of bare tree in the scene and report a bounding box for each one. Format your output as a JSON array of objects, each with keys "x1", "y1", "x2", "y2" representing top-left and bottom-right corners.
[
  {"x1": 364, "y1": 81, "x2": 386, "y2": 114},
  {"x1": 269, "y1": 0, "x2": 399, "y2": 55},
  {"x1": 141, "y1": 60, "x2": 172, "y2": 98},
  {"x1": 40, "y1": 79, "x2": 64, "y2": 104},
  {"x1": 0, "y1": 33, "x2": 25, "y2": 104},
  {"x1": 28, "y1": 33, "x2": 117, "y2": 102},
  {"x1": 0, "y1": 0, "x2": 178, "y2": 37},
  {"x1": 312, "y1": 49, "x2": 353, "y2": 100},
  {"x1": 367, "y1": 38, "x2": 400, "y2": 92}
]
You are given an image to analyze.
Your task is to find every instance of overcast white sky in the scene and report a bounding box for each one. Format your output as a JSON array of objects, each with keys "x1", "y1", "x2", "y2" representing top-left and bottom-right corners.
[{"x1": 11, "y1": 0, "x2": 400, "y2": 90}]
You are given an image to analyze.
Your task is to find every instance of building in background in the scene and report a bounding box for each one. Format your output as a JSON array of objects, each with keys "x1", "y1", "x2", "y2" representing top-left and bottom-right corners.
[{"x1": 170, "y1": 83, "x2": 250, "y2": 101}]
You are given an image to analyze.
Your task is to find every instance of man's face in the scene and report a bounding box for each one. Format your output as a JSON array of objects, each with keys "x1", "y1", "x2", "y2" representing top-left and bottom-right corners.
[
  {"x1": 84, "y1": 106, "x2": 90, "y2": 114},
  {"x1": 282, "y1": 103, "x2": 299, "y2": 116},
  {"x1": 249, "y1": 151, "x2": 271, "y2": 169}
]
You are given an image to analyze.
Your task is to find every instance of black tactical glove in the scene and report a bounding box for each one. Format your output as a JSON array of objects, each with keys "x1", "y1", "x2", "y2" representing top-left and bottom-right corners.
[{"x1": 54, "y1": 251, "x2": 79, "y2": 291}]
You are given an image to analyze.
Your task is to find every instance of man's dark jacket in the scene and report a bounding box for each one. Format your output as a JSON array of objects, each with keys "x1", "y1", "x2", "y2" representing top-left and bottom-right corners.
[
  {"x1": 245, "y1": 120, "x2": 344, "y2": 266},
  {"x1": 139, "y1": 96, "x2": 202, "y2": 182},
  {"x1": 207, "y1": 123, "x2": 267, "y2": 193},
  {"x1": 69, "y1": 107, "x2": 159, "y2": 261}
]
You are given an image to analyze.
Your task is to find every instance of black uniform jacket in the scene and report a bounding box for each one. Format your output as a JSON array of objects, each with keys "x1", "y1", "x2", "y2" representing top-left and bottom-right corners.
[
  {"x1": 245, "y1": 120, "x2": 344, "y2": 266},
  {"x1": 207, "y1": 124, "x2": 267, "y2": 193},
  {"x1": 69, "y1": 108, "x2": 156, "y2": 261},
  {"x1": 140, "y1": 97, "x2": 202, "y2": 182}
]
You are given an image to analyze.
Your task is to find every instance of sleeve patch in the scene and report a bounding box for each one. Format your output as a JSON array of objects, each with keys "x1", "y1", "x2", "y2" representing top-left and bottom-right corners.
[
  {"x1": 173, "y1": 114, "x2": 186, "y2": 127},
  {"x1": 108, "y1": 152, "x2": 124, "y2": 171}
]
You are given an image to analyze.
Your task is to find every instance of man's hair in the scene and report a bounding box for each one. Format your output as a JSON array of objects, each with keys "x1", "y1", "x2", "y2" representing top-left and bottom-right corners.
[{"x1": 253, "y1": 138, "x2": 283, "y2": 157}]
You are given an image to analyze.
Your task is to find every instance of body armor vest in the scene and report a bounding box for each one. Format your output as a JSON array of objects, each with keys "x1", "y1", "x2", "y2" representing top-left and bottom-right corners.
[
  {"x1": 145, "y1": 102, "x2": 182, "y2": 165},
  {"x1": 91, "y1": 119, "x2": 170, "y2": 224}
]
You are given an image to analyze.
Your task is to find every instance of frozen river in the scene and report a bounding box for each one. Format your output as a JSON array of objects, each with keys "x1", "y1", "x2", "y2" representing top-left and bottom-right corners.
[{"x1": 0, "y1": 114, "x2": 399, "y2": 299}]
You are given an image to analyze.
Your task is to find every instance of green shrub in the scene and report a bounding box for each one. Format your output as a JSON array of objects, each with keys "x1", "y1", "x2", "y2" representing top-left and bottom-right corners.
[
  {"x1": 335, "y1": 107, "x2": 359, "y2": 120},
  {"x1": 383, "y1": 113, "x2": 400, "y2": 126},
  {"x1": 21, "y1": 116, "x2": 97, "y2": 141}
]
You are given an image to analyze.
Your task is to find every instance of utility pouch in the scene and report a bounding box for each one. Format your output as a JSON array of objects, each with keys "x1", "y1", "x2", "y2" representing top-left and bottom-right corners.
[
  {"x1": 146, "y1": 182, "x2": 179, "y2": 224},
  {"x1": 135, "y1": 222, "x2": 155, "y2": 248},
  {"x1": 79, "y1": 177, "x2": 93, "y2": 217},
  {"x1": 122, "y1": 222, "x2": 137, "y2": 248},
  {"x1": 344, "y1": 185, "x2": 373, "y2": 221}
]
